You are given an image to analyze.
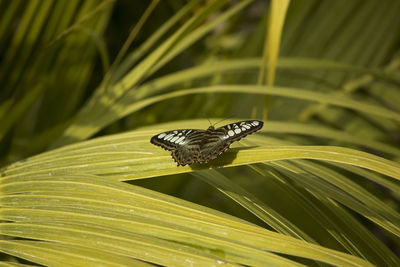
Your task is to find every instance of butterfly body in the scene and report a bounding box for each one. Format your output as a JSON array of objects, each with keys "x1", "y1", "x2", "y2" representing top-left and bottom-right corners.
[{"x1": 151, "y1": 120, "x2": 263, "y2": 166}]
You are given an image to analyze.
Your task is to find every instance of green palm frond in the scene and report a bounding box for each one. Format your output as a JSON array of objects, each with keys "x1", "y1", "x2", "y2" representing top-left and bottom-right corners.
[{"x1": 1, "y1": 0, "x2": 400, "y2": 266}]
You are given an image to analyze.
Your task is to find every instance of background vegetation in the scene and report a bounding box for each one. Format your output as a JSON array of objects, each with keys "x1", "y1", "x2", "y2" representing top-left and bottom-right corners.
[{"x1": 0, "y1": 0, "x2": 399, "y2": 266}]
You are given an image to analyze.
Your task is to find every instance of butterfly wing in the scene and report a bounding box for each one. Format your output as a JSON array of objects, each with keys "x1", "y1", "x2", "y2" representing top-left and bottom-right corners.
[
  {"x1": 198, "y1": 120, "x2": 263, "y2": 163},
  {"x1": 150, "y1": 129, "x2": 206, "y2": 166},
  {"x1": 220, "y1": 120, "x2": 263, "y2": 142},
  {"x1": 150, "y1": 120, "x2": 263, "y2": 166}
]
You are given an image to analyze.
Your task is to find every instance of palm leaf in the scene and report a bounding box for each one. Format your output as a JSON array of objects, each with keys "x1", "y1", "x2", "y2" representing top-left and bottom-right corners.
[{"x1": 1, "y1": 0, "x2": 400, "y2": 266}]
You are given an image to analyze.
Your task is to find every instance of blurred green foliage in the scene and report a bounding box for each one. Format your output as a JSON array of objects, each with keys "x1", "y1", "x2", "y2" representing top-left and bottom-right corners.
[{"x1": 0, "y1": 0, "x2": 399, "y2": 266}]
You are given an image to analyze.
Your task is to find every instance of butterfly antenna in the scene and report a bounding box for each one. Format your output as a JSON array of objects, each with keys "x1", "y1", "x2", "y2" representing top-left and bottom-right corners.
[{"x1": 206, "y1": 117, "x2": 213, "y2": 127}]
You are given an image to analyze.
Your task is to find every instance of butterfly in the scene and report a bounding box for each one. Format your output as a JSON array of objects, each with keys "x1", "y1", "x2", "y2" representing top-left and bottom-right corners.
[{"x1": 150, "y1": 120, "x2": 263, "y2": 166}]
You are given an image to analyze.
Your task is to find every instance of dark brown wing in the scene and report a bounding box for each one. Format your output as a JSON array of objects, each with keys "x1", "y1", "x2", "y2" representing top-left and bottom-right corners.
[
  {"x1": 219, "y1": 120, "x2": 263, "y2": 142},
  {"x1": 150, "y1": 120, "x2": 263, "y2": 166},
  {"x1": 198, "y1": 120, "x2": 263, "y2": 164},
  {"x1": 150, "y1": 129, "x2": 206, "y2": 166}
]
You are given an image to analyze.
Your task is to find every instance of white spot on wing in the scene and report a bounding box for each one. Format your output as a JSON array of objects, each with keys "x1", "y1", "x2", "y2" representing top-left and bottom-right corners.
[
  {"x1": 252, "y1": 121, "x2": 259, "y2": 126},
  {"x1": 165, "y1": 134, "x2": 174, "y2": 140},
  {"x1": 228, "y1": 130, "x2": 234, "y2": 136},
  {"x1": 176, "y1": 136, "x2": 185, "y2": 144},
  {"x1": 173, "y1": 131, "x2": 178, "y2": 134},
  {"x1": 234, "y1": 128, "x2": 241, "y2": 134},
  {"x1": 158, "y1": 133, "x2": 166, "y2": 139},
  {"x1": 171, "y1": 136, "x2": 179, "y2": 142},
  {"x1": 244, "y1": 124, "x2": 251, "y2": 129}
]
